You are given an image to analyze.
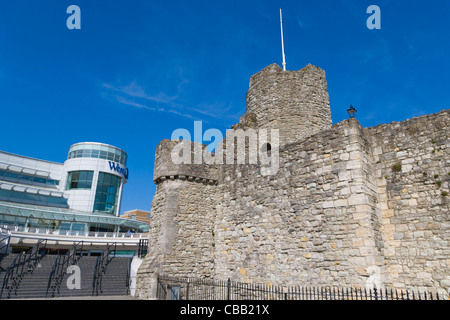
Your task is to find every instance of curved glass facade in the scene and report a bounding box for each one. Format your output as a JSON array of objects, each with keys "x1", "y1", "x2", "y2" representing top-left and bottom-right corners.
[
  {"x1": 93, "y1": 172, "x2": 121, "y2": 215},
  {"x1": 67, "y1": 143, "x2": 127, "y2": 166}
]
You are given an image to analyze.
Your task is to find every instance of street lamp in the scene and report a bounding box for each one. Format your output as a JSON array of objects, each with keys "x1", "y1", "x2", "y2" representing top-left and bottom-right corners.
[{"x1": 347, "y1": 105, "x2": 357, "y2": 118}]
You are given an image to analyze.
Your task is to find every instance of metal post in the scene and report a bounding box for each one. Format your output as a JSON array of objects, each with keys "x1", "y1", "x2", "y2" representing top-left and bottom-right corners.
[
  {"x1": 186, "y1": 281, "x2": 190, "y2": 300},
  {"x1": 280, "y1": 8, "x2": 287, "y2": 71}
]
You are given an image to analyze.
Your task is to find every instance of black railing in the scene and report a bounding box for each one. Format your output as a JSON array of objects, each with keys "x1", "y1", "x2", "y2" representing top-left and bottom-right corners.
[
  {"x1": 126, "y1": 256, "x2": 131, "y2": 295},
  {"x1": 46, "y1": 241, "x2": 84, "y2": 297},
  {"x1": 137, "y1": 239, "x2": 148, "y2": 258},
  {"x1": 92, "y1": 242, "x2": 116, "y2": 296},
  {"x1": 0, "y1": 232, "x2": 11, "y2": 254},
  {"x1": 1, "y1": 239, "x2": 47, "y2": 299},
  {"x1": 157, "y1": 276, "x2": 447, "y2": 301}
]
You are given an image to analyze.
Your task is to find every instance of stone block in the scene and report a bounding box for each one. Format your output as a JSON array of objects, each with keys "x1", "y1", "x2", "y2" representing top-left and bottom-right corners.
[{"x1": 348, "y1": 194, "x2": 369, "y2": 205}]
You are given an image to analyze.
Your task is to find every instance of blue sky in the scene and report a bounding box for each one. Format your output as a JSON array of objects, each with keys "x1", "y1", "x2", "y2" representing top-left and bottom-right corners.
[{"x1": 1, "y1": 0, "x2": 449, "y2": 214}]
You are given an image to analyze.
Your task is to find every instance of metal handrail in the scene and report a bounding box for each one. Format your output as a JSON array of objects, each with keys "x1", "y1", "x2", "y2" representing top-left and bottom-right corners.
[
  {"x1": 92, "y1": 242, "x2": 116, "y2": 296},
  {"x1": 126, "y1": 256, "x2": 131, "y2": 295},
  {"x1": 25, "y1": 239, "x2": 47, "y2": 271},
  {"x1": 0, "y1": 239, "x2": 47, "y2": 299},
  {"x1": 0, "y1": 253, "x2": 23, "y2": 299},
  {"x1": 0, "y1": 232, "x2": 11, "y2": 254},
  {"x1": 46, "y1": 252, "x2": 62, "y2": 297},
  {"x1": 46, "y1": 241, "x2": 84, "y2": 297}
]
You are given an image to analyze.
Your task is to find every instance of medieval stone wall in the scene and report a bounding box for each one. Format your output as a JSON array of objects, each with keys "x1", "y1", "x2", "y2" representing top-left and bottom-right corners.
[
  {"x1": 367, "y1": 110, "x2": 450, "y2": 290},
  {"x1": 135, "y1": 63, "x2": 449, "y2": 299},
  {"x1": 213, "y1": 118, "x2": 383, "y2": 288}
]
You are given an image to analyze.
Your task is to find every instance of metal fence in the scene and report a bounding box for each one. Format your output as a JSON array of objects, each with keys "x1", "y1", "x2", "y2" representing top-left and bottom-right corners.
[{"x1": 157, "y1": 275, "x2": 447, "y2": 301}]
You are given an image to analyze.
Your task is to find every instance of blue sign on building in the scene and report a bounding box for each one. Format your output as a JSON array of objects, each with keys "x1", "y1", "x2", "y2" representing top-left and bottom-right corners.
[{"x1": 108, "y1": 161, "x2": 129, "y2": 180}]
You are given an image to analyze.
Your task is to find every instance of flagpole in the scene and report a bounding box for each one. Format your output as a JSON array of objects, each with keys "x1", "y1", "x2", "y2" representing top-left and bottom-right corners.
[{"x1": 280, "y1": 8, "x2": 287, "y2": 71}]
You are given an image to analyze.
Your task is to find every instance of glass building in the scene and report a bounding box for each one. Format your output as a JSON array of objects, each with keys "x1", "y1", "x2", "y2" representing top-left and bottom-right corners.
[{"x1": 0, "y1": 142, "x2": 148, "y2": 235}]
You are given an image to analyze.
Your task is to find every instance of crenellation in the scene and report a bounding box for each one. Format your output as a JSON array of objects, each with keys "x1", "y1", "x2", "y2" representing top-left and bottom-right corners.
[{"x1": 153, "y1": 139, "x2": 219, "y2": 184}]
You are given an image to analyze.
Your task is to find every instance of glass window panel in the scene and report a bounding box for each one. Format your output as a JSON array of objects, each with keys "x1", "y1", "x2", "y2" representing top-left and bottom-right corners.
[
  {"x1": 66, "y1": 171, "x2": 93, "y2": 190},
  {"x1": 4, "y1": 214, "x2": 15, "y2": 223},
  {"x1": 66, "y1": 174, "x2": 72, "y2": 190},
  {"x1": 71, "y1": 223, "x2": 86, "y2": 231},
  {"x1": 15, "y1": 216, "x2": 27, "y2": 227},
  {"x1": 79, "y1": 171, "x2": 88, "y2": 181},
  {"x1": 60, "y1": 222, "x2": 71, "y2": 231},
  {"x1": 106, "y1": 194, "x2": 114, "y2": 203},
  {"x1": 82, "y1": 149, "x2": 91, "y2": 157},
  {"x1": 33, "y1": 177, "x2": 46, "y2": 184},
  {"x1": 4, "y1": 171, "x2": 18, "y2": 179},
  {"x1": 18, "y1": 174, "x2": 30, "y2": 182},
  {"x1": 48, "y1": 179, "x2": 59, "y2": 186},
  {"x1": 76, "y1": 181, "x2": 86, "y2": 189},
  {"x1": 0, "y1": 189, "x2": 7, "y2": 197},
  {"x1": 21, "y1": 193, "x2": 34, "y2": 202},
  {"x1": 91, "y1": 150, "x2": 99, "y2": 158},
  {"x1": 93, "y1": 172, "x2": 121, "y2": 215},
  {"x1": 36, "y1": 195, "x2": 46, "y2": 204},
  {"x1": 28, "y1": 218, "x2": 39, "y2": 227},
  {"x1": 72, "y1": 171, "x2": 80, "y2": 180}
]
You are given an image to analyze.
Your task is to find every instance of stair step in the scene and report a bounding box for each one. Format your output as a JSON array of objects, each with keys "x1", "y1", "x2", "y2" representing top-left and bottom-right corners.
[{"x1": 0, "y1": 254, "x2": 131, "y2": 299}]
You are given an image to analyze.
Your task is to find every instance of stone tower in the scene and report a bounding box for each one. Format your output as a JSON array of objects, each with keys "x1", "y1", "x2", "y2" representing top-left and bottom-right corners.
[{"x1": 239, "y1": 63, "x2": 332, "y2": 145}]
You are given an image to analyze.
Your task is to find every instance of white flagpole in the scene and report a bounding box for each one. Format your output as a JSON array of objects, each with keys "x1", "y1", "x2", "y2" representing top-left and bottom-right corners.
[{"x1": 280, "y1": 8, "x2": 287, "y2": 71}]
